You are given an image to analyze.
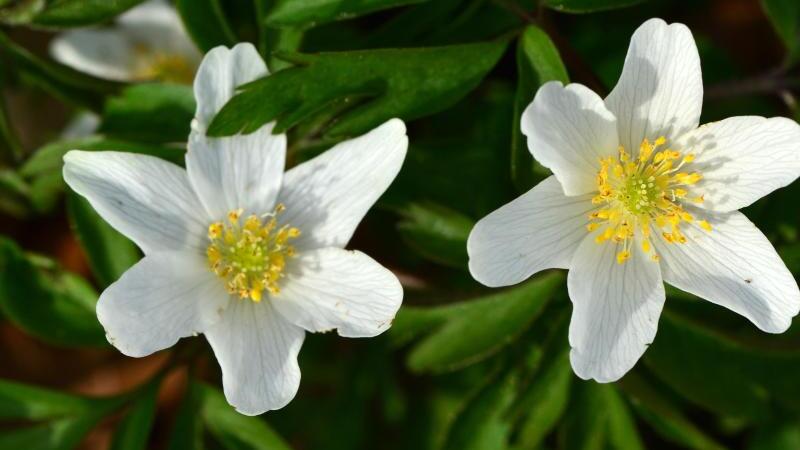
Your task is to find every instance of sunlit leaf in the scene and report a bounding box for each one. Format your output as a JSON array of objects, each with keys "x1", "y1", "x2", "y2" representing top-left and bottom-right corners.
[
  {"x1": 542, "y1": 0, "x2": 646, "y2": 13},
  {"x1": 405, "y1": 273, "x2": 562, "y2": 373},
  {"x1": 266, "y1": 0, "x2": 427, "y2": 27},
  {"x1": 207, "y1": 38, "x2": 510, "y2": 138}
]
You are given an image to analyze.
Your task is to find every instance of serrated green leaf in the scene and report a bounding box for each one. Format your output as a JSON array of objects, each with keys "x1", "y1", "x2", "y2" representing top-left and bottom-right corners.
[
  {"x1": 200, "y1": 383, "x2": 292, "y2": 450},
  {"x1": 176, "y1": 0, "x2": 236, "y2": 52},
  {"x1": 67, "y1": 191, "x2": 139, "y2": 288},
  {"x1": 207, "y1": 38, "x2": 510, "y2": 138},
  {"x1": 619, "y1": 372, "x2": 726, "y2": 450},
  {"x1": 0, "y1": 237, "x2": 106, "y2": 347},
  {"x1": 31, "y1": 0, "x2": 146, "y2": 28},
  {"x1": 266, "y1": 0, "x2": 427, "y2": 27},
  {"x1": 442, "y1": 369, "x2": 518, "y2": 450},
  {"x1": 511, "y1": 25, "x2": 567, "y2": 192},
  {"x1": 406, "y1": 273, "x2": 562, "y2": 373},
  {"x1": 101, "y1": 83, "x2": 195, "y2": 143},
  {"x1": 542, "y1": 0, "x2": 646, "y2": 13},
  {"x1": 761, "y1": 0, "x2": 800, "y2": 65},
  {"x1": 109, "y1": 381, "x2": 159, "y2": 450},
  {"x1": 397, "y1": 202, "x2": 473, "y2": 269}
]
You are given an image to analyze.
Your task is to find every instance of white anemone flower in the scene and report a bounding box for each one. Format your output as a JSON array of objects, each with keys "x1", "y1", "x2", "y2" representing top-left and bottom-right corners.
[
  {"x1": 50, "y1": 0, "x2": 200, "y2": 83},
  {"x1": 468, "y1": 18, "x2": 800, "y2": 383},
  {"x1": 62, "y1": 43, "x2": 407, "y2": 414}
]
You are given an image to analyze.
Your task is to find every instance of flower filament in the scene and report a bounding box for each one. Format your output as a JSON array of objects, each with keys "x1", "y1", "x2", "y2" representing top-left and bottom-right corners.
[
  {"x1": 587, "y1": 137, "x2": 711, "y2": 264},
  {"x1": 206, "y1": 205, "x2": 300, "y2": 302}
]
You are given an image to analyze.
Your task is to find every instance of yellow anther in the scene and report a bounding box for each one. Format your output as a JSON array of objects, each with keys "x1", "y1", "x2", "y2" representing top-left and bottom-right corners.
[
  {"x1": 642, "y1": 239, "x2": 651, "y2": 253},
  {"x1": 587, "y1": 223, "x2": 601, "y2": 232},
  {"x1": 654, "y1": 136, "x2": 667, "y2": 146},
  {"x1": 208, "y1": 223, "x2": 223, "y2": 239},
  {"x1": 617, "y1": 250, "x2": 631, "y2": 265},
  {"x1": 228, "y1": 208, "x2": 243, "y2": 223},
  {"x1": 683, "y1": 154, "x2": 695, "y2": 163},
  {"x1": 699, "y1": 220, "x2": 712, "y2": 232}
]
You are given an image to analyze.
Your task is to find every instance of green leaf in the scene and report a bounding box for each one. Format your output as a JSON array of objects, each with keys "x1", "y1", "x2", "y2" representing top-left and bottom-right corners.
[
  {"x1": 109, "y1": 381, "x2": 159, "y2": 450},
  {"x1": 749, "y1": 420, "x2": 800, "y2": 450},
  {"x1": 0, "y1": 0, "x2": 44, "y2": 25},
  {"x1": 619, "y1": 372, "x2": 726, "y2": 450},
  {"x1": 761, "y1": 0, "x2": 800, "y2": 65},
  {"x1": 396, "y1": 202, "x2": 473, "y2": 269},
  {"x1": 559, "y1": 381, "x2": 608, "y2": 450},
  {"x1": 513, "y1": 348, "x2": 571, "y2": 448},
  {"x1": 0, "y1": 237, "x2": 106, "y2": 347},
  {"x1": 511, "y1": 25, "x2": 568, "y2": 192},
  {"x1": 167, "y1": 382, "x2": 204, "y2": 450},
  {"x1": 644, "y1": 311, "x2": 800, "y2": 419},
  {"x1": 200, "y1": 383, "x2": 292, "y2": 450},
  {"x1": 31, "y1": 0, "x2": 146, "y2": 28},
  {"x1": 101, "y1": 83, "x2": 196, "y2": 143},
  {"x1": 442, "y1": 368, "x2": 518, "y2": 450},
  {"x1": 605, "y1": 386, "x2": 644, "y2": 450},
  {"x1": 176, "y1": 0, "x2": 236, "y2": 52},
  {"x1": 542, "y1": 0, "x2": 646, "y2": 13},
  {"x1": 0, "y1": 378, "x2": 94, "y2": 420},
  {"x1": 0, "y1": 415, "x2": 103, "y2": 450},
  {"x1": 0, "y1": 31, "x2": 120, "y2": 111},
  {"x1": 207, "y1": 38, "x2": 510, "y2": 138},
  {"x1": 67, "y1": 191, "x2": 140, "y2": 288},
  {"x1": 266, "y1": 0, "x2": 427, "y2": 27},
  {"x1": 406, "y1": 273, "x2": 562, "y2": 373}
]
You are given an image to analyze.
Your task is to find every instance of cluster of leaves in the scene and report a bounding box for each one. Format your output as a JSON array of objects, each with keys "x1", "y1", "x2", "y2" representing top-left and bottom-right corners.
[{"x1": 1, "y1": 0, "x2": 800, "y2": 449}]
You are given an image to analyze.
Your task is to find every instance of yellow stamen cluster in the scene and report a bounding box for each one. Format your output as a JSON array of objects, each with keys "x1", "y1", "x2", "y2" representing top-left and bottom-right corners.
[
  {"x1": 206, "y1": 205, "x2": 300, "y2": 302},
  {"x1": 133, "y1": 46, "x2": 195, "y2": 84},
  {"x1": 587, "y1": 137, "x2": 711, "y2": 264}
]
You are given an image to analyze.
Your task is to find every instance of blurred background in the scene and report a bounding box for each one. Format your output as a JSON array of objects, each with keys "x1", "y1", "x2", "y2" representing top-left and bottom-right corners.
[{"x1": 1, "y1": 0, "x2": 800, "y2": 449}]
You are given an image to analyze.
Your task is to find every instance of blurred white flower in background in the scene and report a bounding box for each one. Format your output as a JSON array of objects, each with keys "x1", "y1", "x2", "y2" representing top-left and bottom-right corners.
[
  {"x1": 50, "y1": 0, "x2": 200, "y2": 84},
  {"x1": 468, "y1": 18, "x2": 800, "y2": 383}
]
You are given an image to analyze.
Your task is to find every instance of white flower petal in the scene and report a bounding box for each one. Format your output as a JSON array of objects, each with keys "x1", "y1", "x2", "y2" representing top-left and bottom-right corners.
[
  {"x1": 50, "y1": 29, "x2": 138, "y2": 81},
  {"x1": 653, "y1": 210, "x2": 800, "y2": 333},
  {"x1": 605, "y1": 18, "x2": 702, "y2": 151},
  {"x1": 468, "y1": 176, "x2": 595, "y2": 287},
  {"x1": 63, "y1": 150, "x2": 208, "y2": 254},
  {"x1": 567, "y1": 235, "x2": 665, "y2": 382},
  {"x1": 274, "y1": 248, "x2": 402, "y2": 338},
  {"x1": 521, "y1": 81, "x2": 619, "y2": 195},
  {"x1": 205, "y1": 300, "x2": 305, "y2": 416},
  {"x1": 675, "y1": 116, "x2": 800, "y2": 212},
  {"x1": 97, "y1": 251, "x2": 229, "y2": 357},
  {"x1": 277, "y1": 119, "x2": 408, "y2": 250},
  {"x1": 117, "y1": 0, "x2": 198, "y2": 58},
  {"x1": 186, "y1": 123, "x2": 286, "y2": 219},
  {"x1": 193, "y1": 43, "x2": 267, "y2": 133}
]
